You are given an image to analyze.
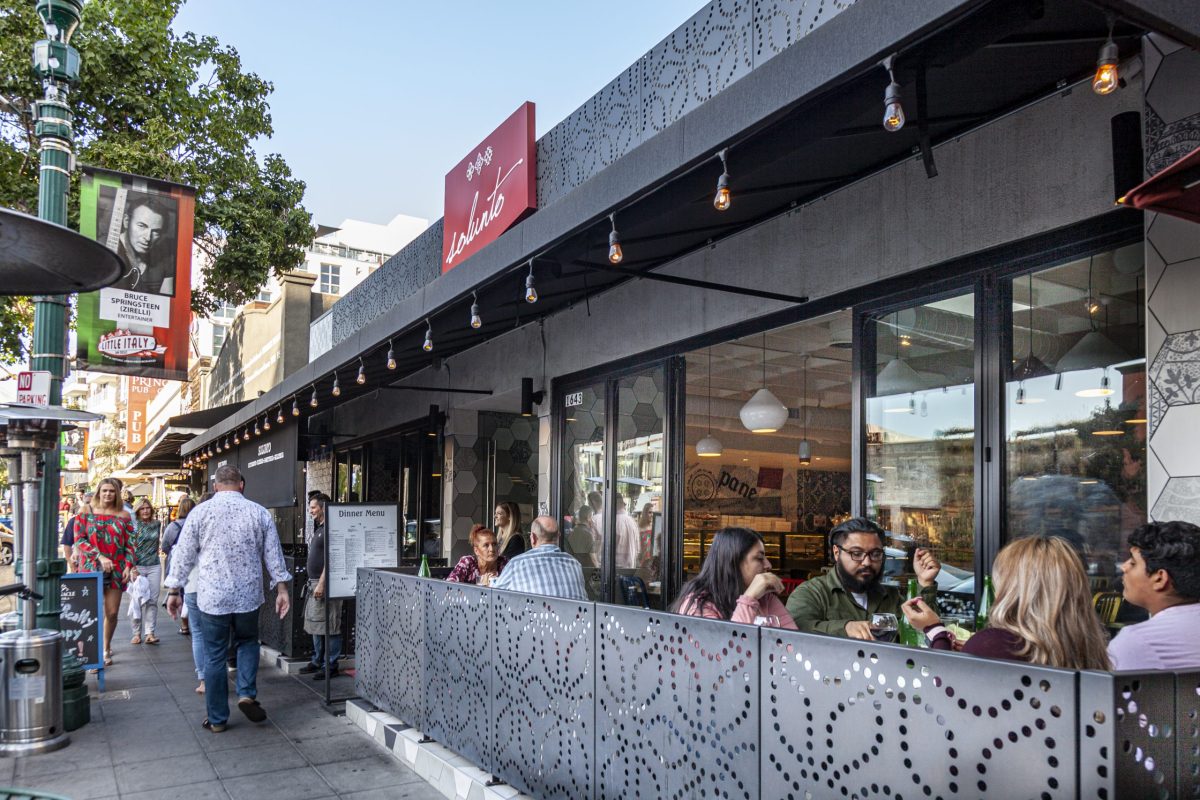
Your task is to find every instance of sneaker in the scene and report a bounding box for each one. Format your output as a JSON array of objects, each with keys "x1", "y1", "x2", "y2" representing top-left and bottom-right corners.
[
  {"x1": 297, "y1": 662, "x2": 322, "y2": 675},
  {"x1": 310, "y1": 668, "x2": 340, "y2": 681}
]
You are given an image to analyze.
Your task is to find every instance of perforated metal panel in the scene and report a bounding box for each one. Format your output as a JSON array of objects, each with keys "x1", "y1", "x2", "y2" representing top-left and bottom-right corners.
[
  {"x1": 762, "y1": 630, "x2": 1078, "y2": 799},
  {"x1": 596, "y1": 606, "x2": 759, "y2": 800},
  {"x1": 1080, "y1": 670, "x2": 1179, "y2": 800},
  {"x1": 491, "y1": 589, "x2": 595, "y2": 800},
  {"x1": 423, "y1": 580, "x2": 492, "y2": 773},
  {"x1": 1179, "y1": 672, "x2": 1200, "y2": 798},
  {"x1": 354, "y1": 569, "x2": 426, "y2": 729}
]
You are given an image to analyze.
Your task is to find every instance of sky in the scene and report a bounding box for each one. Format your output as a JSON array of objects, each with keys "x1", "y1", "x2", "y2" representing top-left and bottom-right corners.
[{"x1": 172, "y1": 0, "x2": 707, "y2": 228}]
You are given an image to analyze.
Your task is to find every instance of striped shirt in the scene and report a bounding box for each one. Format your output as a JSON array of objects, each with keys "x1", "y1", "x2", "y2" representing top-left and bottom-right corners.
[{"x1": 491, "y1": 544, "x2": 588, "y2": 601}]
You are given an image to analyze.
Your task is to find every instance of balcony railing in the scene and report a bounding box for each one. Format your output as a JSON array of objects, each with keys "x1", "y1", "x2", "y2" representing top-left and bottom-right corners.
[{"x1": 355, "y1": 569, "x2": 1197, "y2": 800}]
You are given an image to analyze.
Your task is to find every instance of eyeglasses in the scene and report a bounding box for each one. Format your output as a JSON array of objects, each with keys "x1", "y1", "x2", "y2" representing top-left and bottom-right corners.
[{"x1": 838, "y1": 547, "x2": 885, "y2": 563}]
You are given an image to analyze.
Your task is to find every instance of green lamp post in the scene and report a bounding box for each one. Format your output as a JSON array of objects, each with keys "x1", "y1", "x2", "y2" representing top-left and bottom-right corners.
[{"x1": 30, "y1": 0, "x2": 90, "y2": 731}]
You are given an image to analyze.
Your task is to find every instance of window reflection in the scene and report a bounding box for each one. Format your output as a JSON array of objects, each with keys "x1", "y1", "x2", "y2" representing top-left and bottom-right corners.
[
  {"x1": 866, "y1": 295, "x2": 976, "y2": 617},
  {"x1": 559, "y1": 383, "x2": 605, "y2": 599},
  {"x1": 1006, "y1": 246, "x2": 1146, "y2": 591}
]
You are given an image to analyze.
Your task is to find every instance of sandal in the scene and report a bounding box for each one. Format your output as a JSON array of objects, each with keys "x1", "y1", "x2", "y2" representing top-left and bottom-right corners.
[
  {"x1": 202, "y1": 718, "x2": 226, "y2": 733},
  {"x1": 104, "y1": 652, "x2": 113, "y2": 666},
  {"x1": 130, "y1": 635, "x2": 141, "y2": 645},
  {"x1": 179, "y1": 625, "x2": 190, "y2": 636},
  {"x1": 144, "y1": 634, "x2": 160, "y2": 645},
  {"x1": 237, "y1": 697, "x2": 267, "y2": 723}
]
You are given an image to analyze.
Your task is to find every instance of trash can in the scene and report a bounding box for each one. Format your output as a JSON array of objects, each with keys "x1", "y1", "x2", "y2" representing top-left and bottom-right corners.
[{"x1": 0, "y1": 629, "x2": 68, "y2": 756}]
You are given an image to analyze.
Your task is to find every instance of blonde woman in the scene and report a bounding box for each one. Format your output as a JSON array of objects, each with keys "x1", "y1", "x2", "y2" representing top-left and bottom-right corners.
[
  {"x1": 73, "y1": 478, "x2": 134, "y2": 665},
  {"x1": 493, "y1": 502, "x2": 526, "y2": 560},
  {"x1": 903, "y1": 535, "x2": 1110, "y2": 670},
  {"x1": 130, "y1": 499, "x2": 163, "y2": 644}
]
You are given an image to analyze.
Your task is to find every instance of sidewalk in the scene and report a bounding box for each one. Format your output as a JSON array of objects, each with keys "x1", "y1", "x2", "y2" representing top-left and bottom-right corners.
[{"x1": 0, "y1": 602, "x2": 441, "y2": 800}]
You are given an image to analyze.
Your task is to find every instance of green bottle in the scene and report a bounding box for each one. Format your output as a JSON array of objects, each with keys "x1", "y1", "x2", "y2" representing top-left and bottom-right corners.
[
  {"x1": 899, "y1": 578, "x2": 921, "y2": 646},
  {"x1": 975, "y1": 575, "x2": 995, "y2": 631},
  {"x1": 418, "y1": 554, "x2": 431, "y2": 578}
]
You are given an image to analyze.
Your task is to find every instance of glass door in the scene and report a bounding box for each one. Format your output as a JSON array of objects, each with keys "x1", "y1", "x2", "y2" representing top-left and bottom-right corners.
[{"x1": 559, "y1": 381, "x2": 606, "y2": 599}]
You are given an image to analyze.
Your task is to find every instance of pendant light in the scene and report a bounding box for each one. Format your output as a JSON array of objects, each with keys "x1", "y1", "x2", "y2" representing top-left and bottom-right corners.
[
  {"x1": 1058, "y1": 257, "x2": 1127, "y2": 374},
  {"x1": 798, "y1": 355, "x2": 812, "y2": 466},
  {"x1": 1013, "y1": 273, "x2": 1053, "y2": 382},
  {"x1": 739, "y1": 332, "x2": 788, "y2": 433},
  {"x1": 875, "y1": 312, "x2": 922, "y2": 395},
  {"x1": 695, "y1": 347, "x2": 723, "y2": 457}
]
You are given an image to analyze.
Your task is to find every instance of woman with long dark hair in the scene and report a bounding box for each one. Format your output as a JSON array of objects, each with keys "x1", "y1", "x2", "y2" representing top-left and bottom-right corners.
[{"x1": 672, "y1": 527, "x2": 797, "y2": 629}]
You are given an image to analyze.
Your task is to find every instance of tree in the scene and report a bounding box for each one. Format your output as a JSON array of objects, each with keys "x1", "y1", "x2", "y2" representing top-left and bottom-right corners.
[{"x1": 0, "y1": 0, "x2": 314, "y2": 363}]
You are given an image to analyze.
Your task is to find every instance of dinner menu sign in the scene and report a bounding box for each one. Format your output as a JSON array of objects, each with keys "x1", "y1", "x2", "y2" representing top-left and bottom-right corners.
[{"x1": 325, "y1": 504, "x2": 400, "y2": 598}]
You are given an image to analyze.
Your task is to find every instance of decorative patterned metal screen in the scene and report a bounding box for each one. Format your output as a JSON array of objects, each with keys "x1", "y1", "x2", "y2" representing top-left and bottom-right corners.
[
  {"x1": 596, "y1": 606, "x2": 759, "y2": 799},
  {"x1": 355, "y1": 570, "x2": 1199, "y2": 799}
]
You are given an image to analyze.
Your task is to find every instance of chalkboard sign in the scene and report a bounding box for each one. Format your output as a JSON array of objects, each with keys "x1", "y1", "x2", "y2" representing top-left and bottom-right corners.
[{"x1": 60, "y1": 572, "x2": 104, "y2": 669}]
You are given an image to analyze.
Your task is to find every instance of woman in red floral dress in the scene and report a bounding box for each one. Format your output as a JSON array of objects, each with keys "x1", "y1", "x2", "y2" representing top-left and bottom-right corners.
[{"x1": 73, "y1": 478, "x2": 134, "y2": 665}]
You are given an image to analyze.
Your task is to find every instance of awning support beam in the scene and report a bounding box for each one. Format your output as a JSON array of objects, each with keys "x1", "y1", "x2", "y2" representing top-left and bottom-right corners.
[
  {"x1": 380, "y1": 385, "x2": 494, "y2": 396},
  {"x1": 571, "y1": 259, "x2": 809, "y2": 305}
]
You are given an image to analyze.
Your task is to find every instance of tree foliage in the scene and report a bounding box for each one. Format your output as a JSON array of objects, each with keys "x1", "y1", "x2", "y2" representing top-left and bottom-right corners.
[{"x1": 0, "y1": 0, "x2": 313, "y2": 362}]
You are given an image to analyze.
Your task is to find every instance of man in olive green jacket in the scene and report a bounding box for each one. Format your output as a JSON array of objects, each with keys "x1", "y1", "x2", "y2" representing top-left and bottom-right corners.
[{"x1": 787, "y1": 517, "x2": 941, "y2": 639}]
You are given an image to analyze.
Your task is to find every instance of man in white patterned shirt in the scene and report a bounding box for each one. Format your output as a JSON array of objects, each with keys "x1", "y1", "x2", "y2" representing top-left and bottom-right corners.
[
  {"x1": 491, "y1": 516, "x2": 588, "y2": 601},
  {"x1": 166, "y1": 465, "x2": 292, "y2": 732}
]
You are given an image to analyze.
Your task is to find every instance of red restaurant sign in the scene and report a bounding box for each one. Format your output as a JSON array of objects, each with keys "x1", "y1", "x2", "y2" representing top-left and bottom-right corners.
[{"x1": 442, "y1": 102, "x2": 536, "y2": 273}]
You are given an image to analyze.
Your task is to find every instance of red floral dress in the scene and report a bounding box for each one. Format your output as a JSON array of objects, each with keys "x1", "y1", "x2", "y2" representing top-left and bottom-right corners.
[{"x1": 74, "y1": 513, "x2": 135, "y2": 591}]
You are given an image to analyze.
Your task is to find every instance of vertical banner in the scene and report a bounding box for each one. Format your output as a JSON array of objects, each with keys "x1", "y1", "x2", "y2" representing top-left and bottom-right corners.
[
  {"x1": 125, "y1": 377, "x2": 166, "y2": 454},
  {"x1": 76, "y1": 166, "x2": 195, "y2": 380},
  {"x1": 60, "y1": 427, "x2": 89, "y2": 471}
]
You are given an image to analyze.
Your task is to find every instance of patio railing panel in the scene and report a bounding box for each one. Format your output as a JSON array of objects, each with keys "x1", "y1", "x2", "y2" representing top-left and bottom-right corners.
[
  {"x1": 354, "y1": 568, "x2": 426, "y2": 729},
  {"x1": 1178, "y1": 671, "x2": 1200, "y2": 798},
  {"x1": 761, "y1": 630, "x2": 1079, "y2": 799},
  {"x1": 595, "y1": 606, "x2": 760, "y2": 800},
  {"x1": 490, "y1": 589, "x2": 596, "y2": 800},
  {"x1": 423, "y1": 580, "x2": 493, "y2": 773},
  {"x1": 1080, "y1": 669, "x2": 1179, "y2": 800}
]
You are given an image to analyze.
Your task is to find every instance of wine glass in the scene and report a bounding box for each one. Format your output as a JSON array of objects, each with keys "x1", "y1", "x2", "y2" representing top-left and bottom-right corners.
[
  {"x1": 869, "y1": 612, "x2": 899, "y2": 643},
  {"x1": 753, "y1": 615, "x2": 780, "y2": 627}
]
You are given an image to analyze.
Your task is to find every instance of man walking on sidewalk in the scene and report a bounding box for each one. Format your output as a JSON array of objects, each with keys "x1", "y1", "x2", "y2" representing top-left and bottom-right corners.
[
  {"x1": 299, "y1": 493, "x2": 342, "y2": 680},
  {"x1": 166, "y1": 465, "x2": 292, "y2": 733}
]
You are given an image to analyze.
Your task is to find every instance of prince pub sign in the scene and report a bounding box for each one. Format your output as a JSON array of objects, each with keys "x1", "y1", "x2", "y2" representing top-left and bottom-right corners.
[{"x1": 442, "y1": 102, "x2": 536, "y2": 273}]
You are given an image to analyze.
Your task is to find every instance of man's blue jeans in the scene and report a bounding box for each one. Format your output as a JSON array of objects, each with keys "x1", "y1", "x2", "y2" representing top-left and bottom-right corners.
[
  {"x1": 310, "y1": 632, "x2": 342, "y2": 670},
  {"x1": 196, "y1": 608, "x2": 260, "y2": 726}
]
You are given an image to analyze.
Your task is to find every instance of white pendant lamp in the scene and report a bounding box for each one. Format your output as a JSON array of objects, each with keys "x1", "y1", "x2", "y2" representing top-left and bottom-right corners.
[
  {"x1": 740, "y1": 333, "x2": 788, "y2": 433},
  {"x1": 696, "y1": 347, "x2": 723, "y2": 457},
  {"x1": 1058, "y1": 257, "x2": 1128, "y2": 372},
  {"x1": 875, "y1": 357, "x2": 923, "y2": 396}
]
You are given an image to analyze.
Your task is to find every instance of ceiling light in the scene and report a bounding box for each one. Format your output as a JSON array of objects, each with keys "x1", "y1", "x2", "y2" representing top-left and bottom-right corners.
[
  {"x1": 608, "y1": 214, "x2": 623, "y2": 264},
  {"x1": 263, "y1": 414, "x2": 271, "y2": 431},
  {"x1": 798, "y1": 438, "x2": 812, "y2": 467},
  {"x1": 332, "y1": 373, "x2": 341, "y2": 397},
  {"x1": 1058, "y1": 331, "x2": 1126, "y2": 372},
  {"x1": 422, "y1": 319, "x2": 433, "y2": 352},
  {"x1": 233, "y1": 431, "x2": 240, "y2": 445},
  {"x1": 1075, "y1": 369, "x2": 1113, "y2": 398},
  {"x1": 713, "y1": 149, "x2": 731, "y2": 212},
  {"x1": 253, "y1": 420, "x2": 260, "y2": 436},
  {"x1": 293, "y1": 396, "x2": 301, "y2": 416},
  {"x1": 876, "y1": 357, "x2": 922, "y2": 396},
  {"x1": 1125, "y1": 417, "x2": 1147, "y2": 425},
  {"x1": 1093, "y1": 20, "x2": 1119, "y2": 95},
  {"x1": 310, "y1": 386, "x2": 318, "y2": 408},
  {"x1": 276, "y1": 407, "x2": 285, "y2": 425},
  {"x1": 882, "y1": 54, "x2": 905, "y2": 132},
  {"x1": 386, "y1": 339, "x2": 397, "y2": 370},
  {"x1": 740, "y1": 333, "x2": 787, "y2": 433},
  {"x1": 697, "y1": 346, "x2": 723, "y2": 457},
  {"x1": 798, "y1": 355, "x2": 811, "y2": 465},
  {"x1": 470, "y1": 291, "x2": 482, "y2": 328},
  {"x1": 356, "y1": 357, "x2": 367, "y2": 385},
  {"x1": 525, "y1": 261, "x2": 538, "y2": 303},
  {"x1": 1092, "y1": 429, "x2": 1124, "y2": 436}
]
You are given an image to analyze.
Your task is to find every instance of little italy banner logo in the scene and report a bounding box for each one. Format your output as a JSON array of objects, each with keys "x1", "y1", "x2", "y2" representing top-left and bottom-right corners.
[{"x1": 98, "y1": 329, "x2": 167, "y2": 362}]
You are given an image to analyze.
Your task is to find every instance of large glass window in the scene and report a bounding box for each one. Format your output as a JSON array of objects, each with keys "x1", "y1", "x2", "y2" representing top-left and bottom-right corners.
[
  {"x1": 683, "y1": 311, "x2": 854, "y2": 584},
  {"x1": 320, "y1": 263, "x2": 341, "y2": 294},
  {"x1": 614, "y1": 370, "x2": 666, "y2": 605},
  {"x1": 1006, "y1": 245, "x2": 1145, "y2": 590},
  {"x1": 559, "y1": 381, "x2": 605, "y2": 599},
  {"x1": 865, "y1": 294, "x2": 976, "y2": 614}
]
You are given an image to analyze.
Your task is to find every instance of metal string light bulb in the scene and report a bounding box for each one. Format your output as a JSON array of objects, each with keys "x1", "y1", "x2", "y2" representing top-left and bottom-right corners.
[
  {"x1": 713, "y1": 149, "x2": 731, "y2": 211},
  {"x1": 276, "y1": 406, "x2": 285, "y2": 425},
  {"x1": 422, "y1": 319, "x2": 434, "y2": 352},
  {"x1": 470, "y1": 291, "x2": 482, "y2": 328},
  {"x1": 263, "y1": 414, "x2": 271, "y2": 432},
  {"x1": 310, "y1": 385, "x2": 318, "y2": 408},
  {"x1": 1093, "y1": 18, "x2": 1119, "y2": 95},
  {"x1": 293, "y1": 396, "x2": 301, "y2": 416},
  {"x1": 356, "y1": 357, "x2": 366, "y2": 385},
  {"x1": 386, "y1": 339, "x2": 397, "y2": 371},
  {"x1": 524, "y1": 261, "x2": 538, "y2": 304},
  {"x1": 607, "y1": 214, "x2": 623, "y2": 264},
  {"x1": 254, "y1": 419, "x2": 261, "y2": 436},
  {"x1": 331, "y1": 373, "x2": 341, "y2": 397},
  {"x1": 882, "y1": 54, "x2": 905, "y2": 132},
  {"x1": 233, "y1": 430, "x2": 240, "y2": 445}
]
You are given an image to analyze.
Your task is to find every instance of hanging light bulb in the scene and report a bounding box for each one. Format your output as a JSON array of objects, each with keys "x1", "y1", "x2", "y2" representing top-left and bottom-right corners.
[
  {"x1": 607, "y1": 214, "x2": 623, "y2": 264},
  {"x1": 696, "y1": 346, "x2": 723, "y2": 458},
  {"x1": 356, "y1": 357, "x2": 367, "y2": 385},
  {"x1": 798, "y1": 438, "x2": 812, "y2": 466},
  {"x1": 713, "y1": 149, "x2": 731, "y2": 212},
  {"x1": 244, "y1": 426, "x2": 252, "y2": 440},
  {"x1": 254, "y1": 419, "x2": 261, "y2": 436},
  {"x1": 1092, "y1": 20, "x2": 1119, "y2": 95},
  {"x1": 332, "y1": 373, "x2": 341, "y2": 397},
  {"x1": 524, "y1": 261, "x2": 538, "y2": 304},
  {"x1": 908, "y1": 395, "x2": 916, "y2": 415},
  {"x1": 385, "y1": 339, "x2": 397, "y2": 371},
  {"x1": 1076, "y1": 369, "x2": 1114, "y2": 398},
  {"x1": 882, "y1": 55, "x2": 905, "y2": 132},
  {"x1": 739, "y1": 332, "x2": 788, "y2": 433},
  {"x1": 310, "y1": 386, "x2": 318, "y2": 408},
  {"x1": 422, "y1": 319, "x2": 434, "y2": 352},
  {"x1": 233, "y1": 430, "x2": 240, "y2": 445},
  {"x1": 1016, "y1": 384, "x2": 1027, "y2": 405},
  {"x1": 920, "y1": 396, "x2": 928, "y2": 417},
  {"x1": 277, "y1": 406, "x2": 285, "y2": 425},
  {"x1": 293, "y1": 396, "x2": 301, "y2": 416},
  {"x1": 470, "y1": 291, "x2": 482, "y2": 328},
  {"x1": 263, "y1": 413, "x2": 271, "y2": 431}
]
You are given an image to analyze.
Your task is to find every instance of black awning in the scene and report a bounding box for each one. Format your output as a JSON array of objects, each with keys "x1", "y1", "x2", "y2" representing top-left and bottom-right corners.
[{"x1": 126, "y1": 400, "x2": 250, "y2": 472}]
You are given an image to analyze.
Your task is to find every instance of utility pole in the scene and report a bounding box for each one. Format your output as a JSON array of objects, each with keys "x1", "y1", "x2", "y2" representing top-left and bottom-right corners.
[{"x1": 30, "y1": 0, "x2": 89, "y2": 730}]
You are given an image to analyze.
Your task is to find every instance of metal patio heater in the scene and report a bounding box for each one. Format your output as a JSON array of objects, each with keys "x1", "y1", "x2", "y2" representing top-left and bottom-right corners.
[{"x1": 0, "y1": 404, "x2": 101, "y2": 755}]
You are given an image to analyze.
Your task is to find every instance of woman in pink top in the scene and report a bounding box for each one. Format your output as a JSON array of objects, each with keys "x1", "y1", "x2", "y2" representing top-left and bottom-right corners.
[{"x1": 672, "y1": 527, "x2": 797, "y2": 629}]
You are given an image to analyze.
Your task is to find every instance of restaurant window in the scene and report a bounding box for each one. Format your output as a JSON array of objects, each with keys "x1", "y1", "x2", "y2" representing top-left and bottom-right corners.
[
  {"x1": 559, "y1": 380, "x2": 606, "y2": 601},
  {"x1": 320, "y1": 263, "x2": 341, "y2": 295},
  {"x1": 1005, "y1": 244, "x2": 1146, "y2": 591},
  {"x1": 683, "y1": 311, "x2": 854, "y2": 585},
  {"x1": 211, "y1": 324, "x2": 227, "y2": 356}
]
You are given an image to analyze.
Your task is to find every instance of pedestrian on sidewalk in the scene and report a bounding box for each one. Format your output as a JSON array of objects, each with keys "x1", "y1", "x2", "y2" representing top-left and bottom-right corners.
[
  {"x1": 165, "y1": 466, "x2": 292, "y2": 733},
  {"x1": 299, "y1": 493, "x2": 342, "y2": 680},
  {"x1": 129, "y1": 499, "x2": 163, "y2": 645},
  {"x1": 160, "y1": 496, "x2": 194, "y2": 635},
  {"x1": 73, "y1": 477, "x2": 134, "y2": 666},
  {"x1": 182, "y1": 492, "x2": 214, "y2": 695}
]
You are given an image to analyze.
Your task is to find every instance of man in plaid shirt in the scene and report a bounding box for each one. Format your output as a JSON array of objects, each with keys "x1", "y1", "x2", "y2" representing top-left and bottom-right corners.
[{"x1": 491, "y1": 516, "x2": 587, "y2": 601}]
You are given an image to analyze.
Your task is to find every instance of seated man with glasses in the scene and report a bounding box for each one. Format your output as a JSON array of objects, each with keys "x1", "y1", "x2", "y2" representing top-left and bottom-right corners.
[{"x1": 787, "y1": 517, "x2": 940, "y2": 640}]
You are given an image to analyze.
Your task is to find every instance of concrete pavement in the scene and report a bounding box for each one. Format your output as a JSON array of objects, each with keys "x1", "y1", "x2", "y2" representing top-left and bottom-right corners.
[{"x1": 0, "y1": 598, "x2": 441, "y2": 800}]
